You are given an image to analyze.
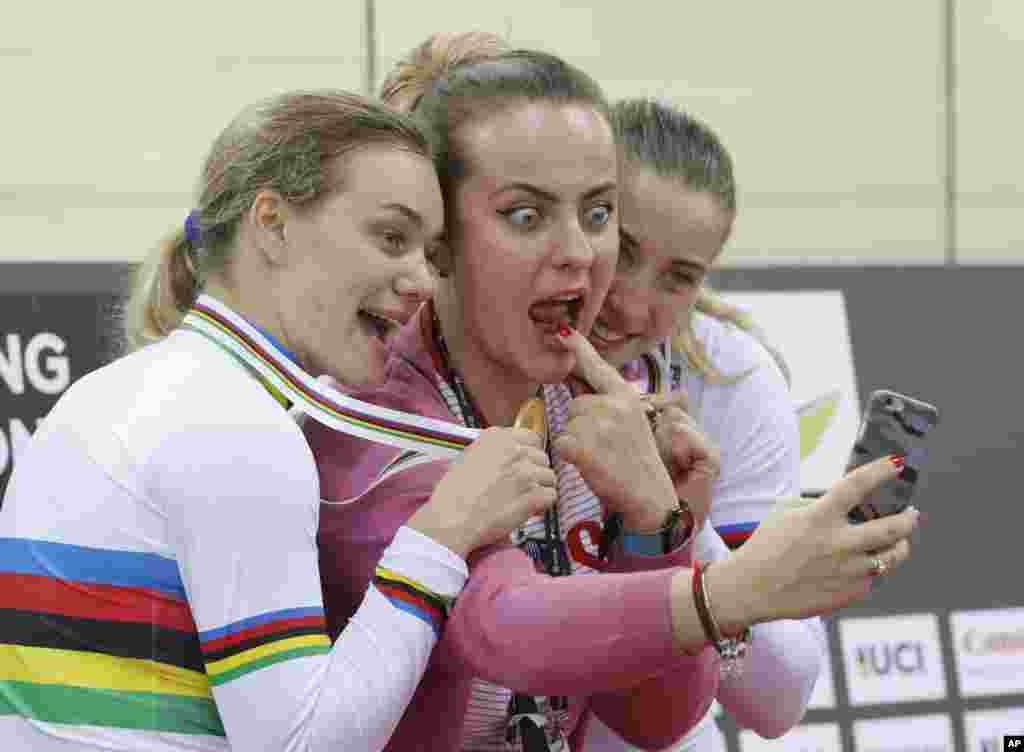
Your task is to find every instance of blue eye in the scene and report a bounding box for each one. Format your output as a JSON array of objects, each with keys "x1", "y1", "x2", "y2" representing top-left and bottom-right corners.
[
  {"x1": 586, "y1": 204, "x2": 612, "y2": 227},
  {"x1": 505, "y1": 207, "x2": 540, "y2": 228}
]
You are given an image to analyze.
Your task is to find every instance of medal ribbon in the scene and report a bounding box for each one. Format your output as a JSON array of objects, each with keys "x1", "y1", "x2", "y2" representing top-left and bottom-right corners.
[{"x1": 181, "y1": 295, "x2": 479, "y2": 459}]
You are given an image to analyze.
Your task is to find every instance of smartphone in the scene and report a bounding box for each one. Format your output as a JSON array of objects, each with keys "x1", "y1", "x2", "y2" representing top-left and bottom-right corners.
[{"x1": 846, "y1": 389, "x2": 940, "y2": 523}]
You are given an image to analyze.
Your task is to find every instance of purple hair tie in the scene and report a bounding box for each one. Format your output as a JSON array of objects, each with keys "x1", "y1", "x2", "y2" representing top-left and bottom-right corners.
[{"x1": 184, "y1": 210, "x2": 203, "y2": 248}]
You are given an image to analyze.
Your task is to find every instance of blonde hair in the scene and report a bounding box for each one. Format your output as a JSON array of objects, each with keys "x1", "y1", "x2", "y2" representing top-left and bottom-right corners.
[
  {"x1": 123, "y1": 90, "x2": 434, "y2": 352},
  {"x1": 675, "y1": 287, "x2": 791, "y2": 385},
  {"x1": 379, "y1": 31, "x2": 511, "y2": 112},
  {"x1": 610, "y1": 98, "x2": 789, "y2": 384},
  {"x1": 123, "y1": 228, "x2": 199, "y2": 354}
]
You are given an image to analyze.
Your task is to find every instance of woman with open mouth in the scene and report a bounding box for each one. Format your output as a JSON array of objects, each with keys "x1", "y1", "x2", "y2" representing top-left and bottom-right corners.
[
  {"x1": 0, "y1": 90, "x2": 559, "y2": 752},
  {"x1": 307, "y1": 34, "x2": 920, "y2": 752}
]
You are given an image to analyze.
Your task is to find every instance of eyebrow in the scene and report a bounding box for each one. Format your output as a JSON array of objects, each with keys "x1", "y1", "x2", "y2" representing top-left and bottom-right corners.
[
  {"x1": 379, "y1": 202, "x2": 424, "y2": 229},
  {"x1": 620, "y1": 227, "x2": 709, "y2": 272},
  {"x1": 377, "y1": 202, "x2": 445, "y2": 243},
  {"x1": 673, "y1": 258, "x2": 709, "y2": 273},
  {"x1": 493, "y1": 181, "x2": 617, "y2": 204}
]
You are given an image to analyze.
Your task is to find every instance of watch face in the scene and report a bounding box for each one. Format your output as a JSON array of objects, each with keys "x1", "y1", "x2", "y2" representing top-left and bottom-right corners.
[{"x1": 668, "y1": 514, "x2": 693, "y2": 552}]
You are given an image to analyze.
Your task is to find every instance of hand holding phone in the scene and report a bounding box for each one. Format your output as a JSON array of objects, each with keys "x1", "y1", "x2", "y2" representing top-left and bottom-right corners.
[{"x1": 846, "y1": 389, "x2": 940, "y2": 523}]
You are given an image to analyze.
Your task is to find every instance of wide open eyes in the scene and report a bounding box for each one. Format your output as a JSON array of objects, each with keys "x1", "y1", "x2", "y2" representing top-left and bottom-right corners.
[{"x1": 502, "y1": 206, "x2": 541, "y2": 229}]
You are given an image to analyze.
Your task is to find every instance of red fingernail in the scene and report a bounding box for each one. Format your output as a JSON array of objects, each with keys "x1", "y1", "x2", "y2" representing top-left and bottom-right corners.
[
  {"x1": 889, "y1": 455, "x2": 905, "y2": 469},
  {"x1": 558, "y1": 324, "x2": 571, "y2": 338}
]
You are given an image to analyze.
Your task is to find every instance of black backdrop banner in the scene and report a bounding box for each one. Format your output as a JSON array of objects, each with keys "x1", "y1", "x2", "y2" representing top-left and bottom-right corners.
[
  {"x1": 1, "y1": 263, "x2": 1021, "y2": 751},
  {"x1": 0, "y1": 295, "x2": 122, "y2": 498}
]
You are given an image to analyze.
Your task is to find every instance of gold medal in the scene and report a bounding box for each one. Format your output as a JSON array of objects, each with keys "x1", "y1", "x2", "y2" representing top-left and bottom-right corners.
[{"x1": 513, "y1": 396, "x2": 548, "y2": 451}]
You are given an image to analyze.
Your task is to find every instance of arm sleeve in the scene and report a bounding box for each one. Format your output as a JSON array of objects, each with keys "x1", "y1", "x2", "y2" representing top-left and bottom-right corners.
[
  {"x1": 697, "y1": 524, "x2": 825, "y2": 738},
  {"x1": 153, "y1": 422, "x2": 467, "y2": 752},
  {"x1": 584, "y1": 328, "x2": 824, "y2": 751},
  {"x1": 583, "y1": 539, "x2": 719, "y2": 750},
  {"x1": 435, "y1": 544, "x2": 697, "y2": 700},
  {"x1": 699, "y1": 335, "x2": 826, "y2": 738},
  {"x1": 704, "y1": 340, "x2": 802, "y2": 545}
]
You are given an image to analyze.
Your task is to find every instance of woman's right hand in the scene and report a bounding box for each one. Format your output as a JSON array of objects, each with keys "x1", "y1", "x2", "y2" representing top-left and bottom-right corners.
[
  {"x1": 672, "y1": 456, "x2": 921, "y2": 642},
  {"x1": 407, "y1": 427, "x2": 557, "y2": 558}
]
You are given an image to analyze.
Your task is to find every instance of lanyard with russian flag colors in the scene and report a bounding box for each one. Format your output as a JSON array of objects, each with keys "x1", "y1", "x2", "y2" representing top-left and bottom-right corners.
[{"x1": 181, "y1": 295, "x2": 479, "y2": 459}]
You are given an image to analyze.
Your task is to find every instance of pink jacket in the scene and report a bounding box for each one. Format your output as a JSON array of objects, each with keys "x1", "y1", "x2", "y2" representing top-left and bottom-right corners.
[{"x1": 306, "y1": 307, "x2": 717, "y2": 751}]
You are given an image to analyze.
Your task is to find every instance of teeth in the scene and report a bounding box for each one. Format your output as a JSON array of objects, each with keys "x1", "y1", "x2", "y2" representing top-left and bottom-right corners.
[
  {"x1": 551, "y1": 293, "x2": 581, "y2": 302},
  {"x1": 593, "y1": 320, "x2": 626, "y2": 342}
]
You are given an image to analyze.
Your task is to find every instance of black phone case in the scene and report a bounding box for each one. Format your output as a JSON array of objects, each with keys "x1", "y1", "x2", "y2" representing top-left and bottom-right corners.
[{"x1": 846, "y1": 389, "x2": 940, "y2": 523}]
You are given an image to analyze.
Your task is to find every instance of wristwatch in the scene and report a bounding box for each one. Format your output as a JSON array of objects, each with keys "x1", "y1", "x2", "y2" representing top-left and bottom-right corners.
[{"x1": 602, "y1": 497, "x2": 694, "y2": 558}]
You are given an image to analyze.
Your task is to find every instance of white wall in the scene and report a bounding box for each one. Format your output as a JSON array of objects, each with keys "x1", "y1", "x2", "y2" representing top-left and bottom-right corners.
[
  {"x1": 0, "y1": 1, "x2": 367, "y2": 262},
  {"x1": 1, "y1": 0, "x2": 1019, "y2": 265},
  {"x1": 956, "y1": 0, "x2": 1024, "y2": 262}
]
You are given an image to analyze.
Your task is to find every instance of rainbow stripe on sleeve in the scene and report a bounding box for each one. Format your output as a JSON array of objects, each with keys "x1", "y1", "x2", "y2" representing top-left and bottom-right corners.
[
  {"x1": 198, "y1": 607, "x2": 331, "y2": 687},
  {"x1": 0, "y1": 537, "x2": 334, "y2": 736},
  {"x1": 715, "y1": 522, "x2": 759, "y2": 550},
  {"x1": 373, "y1": 567, "x2": 451, "y2": 639},
  {"x1": 0, "y1": 537, "x2": 224, "y2": 736}
]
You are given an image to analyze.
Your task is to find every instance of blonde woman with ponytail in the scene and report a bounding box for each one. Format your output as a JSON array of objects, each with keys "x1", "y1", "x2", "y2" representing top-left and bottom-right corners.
[
  {"x1": 306, "y1": 32, "x2": 919, "y2": 752},
  {"x1": 583, "y1": 99, "x2": 823, "y2": 751},
  {"x1": 0, "y1": 90, "x2": 560, "y2": 752}
]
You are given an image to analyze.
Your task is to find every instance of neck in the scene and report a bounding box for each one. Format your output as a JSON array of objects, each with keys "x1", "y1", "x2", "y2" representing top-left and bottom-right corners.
[
  {"x1": 433, "y1": 289, "x2": 537, "y2": 427},
  {"x1": 204, "y1": 279, "x2": 300, "y2": 364}
]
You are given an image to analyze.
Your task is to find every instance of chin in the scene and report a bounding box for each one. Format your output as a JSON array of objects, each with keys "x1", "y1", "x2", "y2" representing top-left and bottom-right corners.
[
  {"x1": 523, "y1": 349, "x2": 576, "y2": 385},
  {"x1": 324, "y1": 353, "x2": 387, "y2": 389},
  {"x1": 343, "y1": 365, "x2": 387, "y2": 388}
]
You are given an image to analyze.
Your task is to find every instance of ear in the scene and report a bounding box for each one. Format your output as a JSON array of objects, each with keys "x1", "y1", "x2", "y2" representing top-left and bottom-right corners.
[
  {"x1": 428, "y1": 236, "x2": 454, "y2": 278},
  {"x1": 717, "y1": 210, "x2": 736, "y2": 250},
  {"x1": 249, "y1": 190, "x2": 290, "y2": 266}
]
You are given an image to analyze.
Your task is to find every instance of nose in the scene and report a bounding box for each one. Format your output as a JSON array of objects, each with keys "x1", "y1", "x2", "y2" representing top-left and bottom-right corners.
[
  {"x1": 603, "y1": 277, "x2": 652, "y2": 334},
  {"x1": 551, "y1": 218, "x2": 595, "y2": 271},
  {"x1": 394, "y1": 255, "x2": 435, "y2": 303}
]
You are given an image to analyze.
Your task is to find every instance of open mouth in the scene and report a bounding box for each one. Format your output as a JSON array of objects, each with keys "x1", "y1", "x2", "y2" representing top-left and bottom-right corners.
[
  {"x1": 528, "y1": 292, "x2": 585, "y2": 333},
  {"x1": 358, "y1": 309, "x2": 402, "y2": 342}
]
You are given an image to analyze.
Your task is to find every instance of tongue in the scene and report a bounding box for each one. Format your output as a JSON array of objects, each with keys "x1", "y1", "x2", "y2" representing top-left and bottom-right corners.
[{"x1": 528, "y1": 301, "x2": 572, "y2": 328}]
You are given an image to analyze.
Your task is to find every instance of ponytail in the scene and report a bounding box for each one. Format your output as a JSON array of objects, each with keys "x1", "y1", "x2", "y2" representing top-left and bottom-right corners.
[{"x1": 123, "y1": 226, "x2": 199, "y2": 353}]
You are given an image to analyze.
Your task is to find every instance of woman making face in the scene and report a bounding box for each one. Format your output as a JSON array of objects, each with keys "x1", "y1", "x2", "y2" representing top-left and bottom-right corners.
[
  {"x1": 430, "y1": 98, "x2": 618, "y2": 421},
  {"x1": 311, "y1": 42, "x2": 719, "y2": 752},
  {"x1": 308, "y1": 34, "x2": 918, "y2": 752}
]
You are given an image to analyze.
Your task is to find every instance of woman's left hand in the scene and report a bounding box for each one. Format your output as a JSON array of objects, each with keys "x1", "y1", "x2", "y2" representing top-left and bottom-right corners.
[
  {"x1": 642, "y1": 390, "x2": 720, "y2": 532},
  {"x1": 553, "y1": 328, "x2": 714, "y2": 533}
]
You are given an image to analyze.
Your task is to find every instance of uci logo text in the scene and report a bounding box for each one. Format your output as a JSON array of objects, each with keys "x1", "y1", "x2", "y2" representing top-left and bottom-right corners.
[{"x1": 856, "y1": 642, "x2": 925, "y2": 677}]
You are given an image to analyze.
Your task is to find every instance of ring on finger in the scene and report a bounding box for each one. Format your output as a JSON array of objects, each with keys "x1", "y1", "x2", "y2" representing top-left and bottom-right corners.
[
  {"x1": 869, "y1": 554, "x2": 890, "y2": 578},
  {"x1": 644, "y1": 403, "x2": 660, "y2": 433}
]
